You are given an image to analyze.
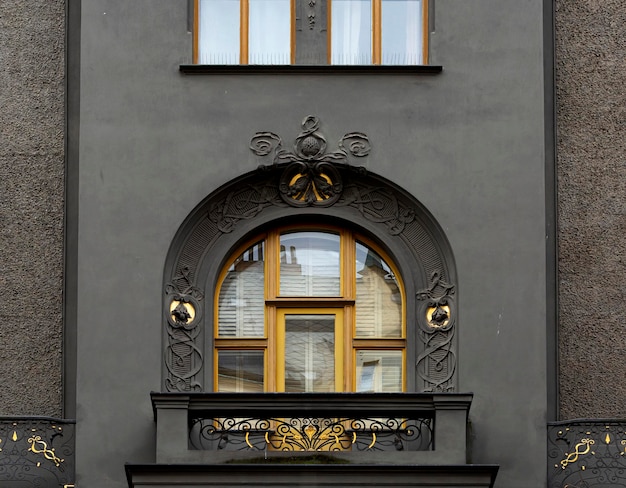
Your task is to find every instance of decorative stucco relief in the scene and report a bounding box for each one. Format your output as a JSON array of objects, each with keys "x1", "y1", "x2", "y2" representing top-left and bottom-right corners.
[{"x1": 164, "y1": 117, "x2": 456, "y2": 393}]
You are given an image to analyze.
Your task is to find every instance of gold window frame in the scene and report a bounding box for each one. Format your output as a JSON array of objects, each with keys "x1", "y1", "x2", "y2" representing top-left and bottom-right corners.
[{"x1": 214, "y1": 225, "x2": 406, "y2": 393}]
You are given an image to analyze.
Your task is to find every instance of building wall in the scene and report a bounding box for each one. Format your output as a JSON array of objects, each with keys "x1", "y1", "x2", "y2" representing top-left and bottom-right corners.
[
  {"x1": 72, "y1": 1, "x2": 551, "y2": 486},
  {"x1": 556, "y1": 0, "x2": 626, "y2": 419},
  {"x1": 0, "y1": 0, "x2": 65, "y2": 417},
  {"x1": 9, "y1": 0, "x2": 626, "y2": 484}
]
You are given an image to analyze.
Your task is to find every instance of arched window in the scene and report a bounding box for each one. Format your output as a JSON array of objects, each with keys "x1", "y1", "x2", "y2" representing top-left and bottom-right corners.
[
  {"x1": 214, "y1": 226, "x2": 405, "y2": 393},
  {"x1": 163, "y1": 117, "x2": 457, "y2": 394}
]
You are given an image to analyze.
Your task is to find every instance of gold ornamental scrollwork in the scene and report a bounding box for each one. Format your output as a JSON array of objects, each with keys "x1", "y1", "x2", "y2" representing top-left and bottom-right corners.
[
  {"x1": 560, "y1": 438, "x2": 595, "y2": 469},
  {"x1": 28, "y1": 435, "x2": 64, "y2": 467}
]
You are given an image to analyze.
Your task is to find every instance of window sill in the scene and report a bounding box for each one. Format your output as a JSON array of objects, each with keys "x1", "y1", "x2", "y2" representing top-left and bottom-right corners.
[{"x1": 179, "y1": 64, "x2": 443, "y2": 75}]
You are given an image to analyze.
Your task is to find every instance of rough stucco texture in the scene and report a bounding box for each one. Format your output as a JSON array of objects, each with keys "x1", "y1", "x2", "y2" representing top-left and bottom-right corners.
[
  {"x1": 0, "y1": 1, "x2": 65, "y2": 416},
  {"x1": 556, "y1": 0, "x2": 626, "y2": 419}
]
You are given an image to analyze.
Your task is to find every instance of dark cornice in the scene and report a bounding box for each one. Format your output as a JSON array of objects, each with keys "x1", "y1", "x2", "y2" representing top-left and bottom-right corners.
[{"x1": 179, "y1": 64, "x2": 443, "y2": 75}]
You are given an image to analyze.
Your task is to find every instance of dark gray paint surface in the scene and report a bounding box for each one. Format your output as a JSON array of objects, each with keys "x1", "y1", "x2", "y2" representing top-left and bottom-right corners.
[{"x1": 74, "y1": 1, "x2": 550, "y2": 486}]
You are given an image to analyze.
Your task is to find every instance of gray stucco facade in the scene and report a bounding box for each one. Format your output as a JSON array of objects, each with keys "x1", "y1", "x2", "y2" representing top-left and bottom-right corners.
[
  {"x1": 69, "y1": 0, "x2": 551, "y2": 485},
  {"x1": 2, "y1": 0, "x2": 626, "y2": 486}
]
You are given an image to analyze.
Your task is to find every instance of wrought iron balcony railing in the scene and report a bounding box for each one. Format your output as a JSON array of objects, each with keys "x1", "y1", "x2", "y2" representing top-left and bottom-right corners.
[
  {"x1": 0, "y1": 417, "x2": 75, "y2": 487},
  {"x1": 548, "y1": 419, "x2": 626, "y2": 488},
  {"x1": 190, "y1": 415, "x2": 433, "y2": 452},
  {"x1": 151, "y1": 392, "x2": 472, "y2": 465}
]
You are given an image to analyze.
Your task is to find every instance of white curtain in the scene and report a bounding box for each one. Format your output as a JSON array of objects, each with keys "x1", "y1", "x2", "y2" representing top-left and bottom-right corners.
[
  {"x1": 331, "y1": 0, "x2": 372, "y2": 65},
  {"x1": 198, "y1": 0, "x2": 290, "y2": 65},
  {"x1": 198, "y1": 0, "x2": 240, "y2": 64},
  {"x1": 249, "y1": 0, "x2": 291, "y2": 64},
  {"x1": 382, "y1": 0, "x2": 422, "y2": 65}
]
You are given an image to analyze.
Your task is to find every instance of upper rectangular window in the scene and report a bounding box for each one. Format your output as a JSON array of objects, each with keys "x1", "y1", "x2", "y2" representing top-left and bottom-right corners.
[{"x1": 194, "y1": 0, "x2": 428, "y2": 65}]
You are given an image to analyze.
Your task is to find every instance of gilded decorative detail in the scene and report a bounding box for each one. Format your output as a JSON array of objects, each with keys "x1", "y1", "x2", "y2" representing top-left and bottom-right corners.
[
  {"x1": 170, "y1": 298, "x2": 196, "y2": 327},
  {"x1": 559, "y1": 438, "x2": 595, "y2": 469},
  {"x1": 548, "y1": 421, "x2": 626, "y2": 487},
  {"x1": 164, "y1": 116, "x2": 455, "y2": 393},
  {"x1": 28, "y1": 435, "x2": 64, "y2": 467},
  {"x1": 250, "y1": 115, "x2": 370, "y2": 208},
  {"x1": 190, "y1": 416, "x2": 432, "y2": 452},
  {"x1": 164, "y1": 265, "x2": 205, "y2": 392},
  {"x1": 416, "y1": 271, "x2": 457, "y2": 392},
  {"x1": 0, "y1": 418, "x2": 75, "y2": 485}
]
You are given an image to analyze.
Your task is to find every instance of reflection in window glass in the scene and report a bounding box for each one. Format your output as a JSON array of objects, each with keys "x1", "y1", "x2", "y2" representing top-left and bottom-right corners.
[
  {"x1": 279, "y1": 232, "x2": 340, "y2": 297},
  {"x1": 198, "y1": 0, "x2": 240, "y2": 64},
  {"x1": 218, "y1": 350, "x2": 265, "y2": 392},
  {"x1": 218, "y1": 242, "x2": 265, "y2": 337},
  {"x1": 382, "y1": 0, "x2": 422, "y2": 65},
  {"x1": 355, "y1": 242, "x2": 402, "y2": 337},
  {"x1": 331, "y1": 0, "x2": 372, "y2": 65},
  {"x1": 249, "y1": 0, "x2": 291, "y2": 64},
  {"x1": 284, "y1": 315, "x2": 335, "y2": 392},
  {"x1": 356, "y1": 350, "x2": 402, "y2": 392}
]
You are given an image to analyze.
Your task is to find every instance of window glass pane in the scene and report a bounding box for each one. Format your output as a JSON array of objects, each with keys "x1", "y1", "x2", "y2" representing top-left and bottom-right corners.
[
  {"x1": 331, "y1": 0, "x2": 372, "y2": 65},
  {"x1": 356, "y1": 350, "x2": 402, "y2": 392},
  {"x1": 284, "y1": 315, "x2": 335, "y2": 392},
  {"x1": 249, "y1": 0, "x2": 291, "y2": 64},
  {"x1": 355, "y1": 242, "x2": 402, "y2": 337},
  {"x1": 382, "y1": 0, "x2": 422, "y2": 65},
  {"x1": 218, "y1": 242, "x2": 265, "y2": 337},
  {"x1": 198, "y1": 0, "x2": 240, "y2": 64},
  {"x1": 279, "y1": 232, "x2": 341, "y2": 296},
  {"x1": 217, "y1": 350, "x2": 265, "y2": 392}
]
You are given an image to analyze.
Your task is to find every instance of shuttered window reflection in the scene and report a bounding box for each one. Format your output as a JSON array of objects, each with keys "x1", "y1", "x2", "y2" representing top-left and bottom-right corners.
[
  {"x1": 217, "y1": 241, "x2": 265, "y2": 337},
  {"x1": 214, "y1": 226, "x2": 405, "y2": 392}
]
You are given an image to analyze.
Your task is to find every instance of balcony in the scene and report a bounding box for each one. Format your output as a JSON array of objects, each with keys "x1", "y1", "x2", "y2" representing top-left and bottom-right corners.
[
  {"x1": 126, "y1": 392, "x2": 498, "y2": 487},
  {"x1": 548, "y1": 419, "x2": 626, "y2": 487},
  {"x1": 0, "y1": 417, "x2": 75, "y2": 487}
]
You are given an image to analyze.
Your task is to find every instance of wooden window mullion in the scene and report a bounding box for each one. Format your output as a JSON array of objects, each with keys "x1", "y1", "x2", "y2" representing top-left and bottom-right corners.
[
  {"x1": 240, "y1": 0, "x2": 249, "y2": 64},
  {"x1": 422, "y1": 0, "x2": 428, "y2": 64},
  {"x1": 372, "y1": 0, "x2": 382, "y2": 65}
]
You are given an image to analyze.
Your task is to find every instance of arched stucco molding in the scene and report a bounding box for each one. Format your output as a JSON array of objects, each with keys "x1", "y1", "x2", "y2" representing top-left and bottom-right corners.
[
  {"x1": 163, "y1": 116, "x2": 456, "y2": 394},
  {"x1": 162, "y1": 165, "x2": 457, "y2": 394}
]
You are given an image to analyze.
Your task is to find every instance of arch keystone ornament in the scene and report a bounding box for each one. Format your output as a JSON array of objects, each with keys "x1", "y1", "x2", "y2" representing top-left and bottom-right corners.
[
  {"x1": 163, "y1": 116, "x2": 457, "y2": 393},
  {"x1": 250, "y1": 115, "x2": 370, "y2": 207}
]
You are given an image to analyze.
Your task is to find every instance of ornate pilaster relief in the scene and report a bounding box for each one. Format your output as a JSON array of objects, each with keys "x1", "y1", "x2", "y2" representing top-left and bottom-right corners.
[{"x1": 416, "y1": 271, "x2": 457, "y2": 392}]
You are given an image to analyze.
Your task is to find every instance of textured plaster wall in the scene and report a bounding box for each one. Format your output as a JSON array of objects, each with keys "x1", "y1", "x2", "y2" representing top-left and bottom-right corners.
[
  {"x1": 0, "y1": 1, "x2": 65, "y2": 416},
  {"x1": 556, "y1": 1, "x2": 626, "y2": 419}
]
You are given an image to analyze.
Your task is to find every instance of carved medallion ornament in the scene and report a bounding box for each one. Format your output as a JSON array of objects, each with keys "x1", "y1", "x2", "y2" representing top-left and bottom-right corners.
[
  {"x1": 250, "y1": 115, "x2": 370, "y2": 207},
  {"x1": 164, "y1": 116, "x2": 457, "y2": 393}
]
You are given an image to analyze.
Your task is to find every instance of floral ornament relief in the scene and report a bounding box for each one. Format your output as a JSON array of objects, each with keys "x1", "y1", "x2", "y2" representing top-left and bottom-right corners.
[
  {"x1": 250, "y1": 115, "x2": 371, "y2": 207},
  {"x1": 416, "y1": 271, "x2": 457, "y2": 392},
  {"x1": 164, "y1": 266, "x2": 204, "y2": 392}
]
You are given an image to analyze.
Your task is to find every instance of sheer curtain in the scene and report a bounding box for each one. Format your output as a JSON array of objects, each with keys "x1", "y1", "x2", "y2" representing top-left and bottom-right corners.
[
  {"x1": 331, "y1": 0, "x2": 372, "y2": 65},
  {"x1": 249, "y1": 0, "x2": 291, "y2": 64},
  {"x1": 382, "y1": 0, "x2": 422, "y2": 65},
  {"x1": 198, "y1": 0, "x2": 240, "y2": 64},
  {"x1": 331, "y1": 0, "x2": 423, "y2": 65},
  {"x1": 198, "y1": 0, "x2": 290, "y2": 65}
]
